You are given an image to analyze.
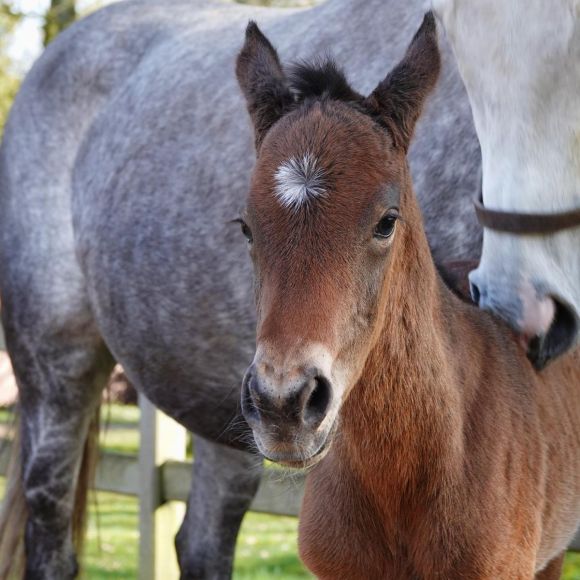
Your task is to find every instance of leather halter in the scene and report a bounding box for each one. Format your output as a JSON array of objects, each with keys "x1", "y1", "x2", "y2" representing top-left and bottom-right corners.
[{"x1": 474, "y1": 193, "x2": 580, "y2": 235}]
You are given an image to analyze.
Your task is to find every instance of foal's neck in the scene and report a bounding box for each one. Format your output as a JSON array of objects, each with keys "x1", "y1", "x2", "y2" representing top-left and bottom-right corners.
[{"x1": 341, "y1": 195, "x2": 467, "y2": 487}]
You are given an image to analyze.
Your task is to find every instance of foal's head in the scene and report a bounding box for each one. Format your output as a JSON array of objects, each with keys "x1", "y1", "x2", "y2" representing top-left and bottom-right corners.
[{"x1": 236, "y1": 16, "x2": 440, "y2": 466}]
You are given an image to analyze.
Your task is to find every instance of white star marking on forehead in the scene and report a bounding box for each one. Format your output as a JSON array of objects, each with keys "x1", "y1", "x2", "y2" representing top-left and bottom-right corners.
[{"x1": 274, "y1": 153, "x2": 326, "y2": 210}]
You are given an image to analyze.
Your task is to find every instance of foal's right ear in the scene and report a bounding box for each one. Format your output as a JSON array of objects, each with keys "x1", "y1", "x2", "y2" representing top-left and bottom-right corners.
[
  {"x1": 236, "y1": 22, "x2": 294, "y2": 152},
  {"x1": 365, "y1": 12, "x2": 441, "y2": 152}
]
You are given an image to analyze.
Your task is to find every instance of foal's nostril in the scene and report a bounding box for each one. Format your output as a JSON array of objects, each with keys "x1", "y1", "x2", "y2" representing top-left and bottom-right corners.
[
  {"x1": 303, "y1": 376, "x2": 331, "y2": 427},
  {"x1": 241, "y1": 366, "x2": 333, "y2": 428},
  {"x1": 469, "y1": 281, "x2": 481, "y2": 305}
]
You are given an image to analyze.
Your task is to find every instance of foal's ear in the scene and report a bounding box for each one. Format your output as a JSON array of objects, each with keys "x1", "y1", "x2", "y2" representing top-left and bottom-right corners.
[
  {"x1": 236, "y1": 22, "x2": 294, "y2": 151},
  {"x1": 365, "y1": 12, "x2": 441, "y2": 152}
]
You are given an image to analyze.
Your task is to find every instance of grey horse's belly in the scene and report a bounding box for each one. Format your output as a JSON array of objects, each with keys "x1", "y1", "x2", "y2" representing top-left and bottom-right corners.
[{"x1": 75, "y1": 164, "x2": 258, "y2": 443}]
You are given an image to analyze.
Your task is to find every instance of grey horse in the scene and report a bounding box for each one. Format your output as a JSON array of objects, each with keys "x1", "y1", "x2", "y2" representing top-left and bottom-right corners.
[{"x1": 0, "y1": 0, "x2": 480, "y2": 578}]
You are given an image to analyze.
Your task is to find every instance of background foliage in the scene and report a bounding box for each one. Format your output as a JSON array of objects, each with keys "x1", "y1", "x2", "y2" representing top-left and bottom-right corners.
[
  {"x1": 43, "y1": 0, "x2": 76, "y2": 45},
  {"x1": 0, "y1": 2, "x2": 24, "y2": 131},
  {"x1": 0, "y1": 0, "x2": 78, "y2": 130}
]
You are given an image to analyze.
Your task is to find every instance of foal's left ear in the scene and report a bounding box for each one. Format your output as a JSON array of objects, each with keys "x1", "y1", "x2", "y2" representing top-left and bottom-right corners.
[
  {"x1": 236, "y1": 22, "x2": 294, "y2": 152},
  {"x1": 365, "y1": 12, "x2": 441, "y2": 152}
]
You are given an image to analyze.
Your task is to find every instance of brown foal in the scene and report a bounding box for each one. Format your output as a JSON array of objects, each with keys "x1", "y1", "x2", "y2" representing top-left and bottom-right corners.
[{"x1": 236, "y1": 15, "x2": 580, "y2": 579}]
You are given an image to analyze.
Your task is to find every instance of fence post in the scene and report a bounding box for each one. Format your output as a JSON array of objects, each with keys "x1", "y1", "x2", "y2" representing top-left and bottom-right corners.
[{"x1": 139, "y1": 395, "x2": 187, "y2": 580}]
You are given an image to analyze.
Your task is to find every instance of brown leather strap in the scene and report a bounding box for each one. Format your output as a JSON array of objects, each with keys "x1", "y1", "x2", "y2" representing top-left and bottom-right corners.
[{"x1": 474, "y1": 192, "x2": 580, "y2": 234}]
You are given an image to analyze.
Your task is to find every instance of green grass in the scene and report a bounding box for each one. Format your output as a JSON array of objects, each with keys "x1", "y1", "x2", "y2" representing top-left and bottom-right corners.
[
  {"x1": 98, "y1": 403, "x2": 140, "y2": 455},
  {"x1": 233, "y1": 512, "x2": 311, "y2": 579},
  {"x1": 85, "y1": 489, "x2": 311, "y2": 579},
  {"x1": 566, "y1": 555, "x2": 580, "y2": 580},
  {"x1": 100, "y1": 404, "x2": 140, "y2": 427},
  {"x1": 1, "y1": 477, "x2": 309, "y2": 579},
  {"x1": 85, "y1": 491, "x2": 139, "y2": 579},
  {"x1": 83, "y1": 490, "x2": 580, "y2": 580},
  {"x1": 86, "y1": 496, "x2": 580, "y2": 580},
  {"x1": 98, "y1": 424, "x2": 140, "y2": 456},
  {"x1": 0, "y1": 406, "x2": 14, "y2": 426}
]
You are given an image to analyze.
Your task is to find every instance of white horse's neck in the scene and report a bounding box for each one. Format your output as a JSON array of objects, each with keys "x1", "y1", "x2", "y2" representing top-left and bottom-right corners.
[{"x1": 435, "y1": 0, "x2": 580, "y2": 214}]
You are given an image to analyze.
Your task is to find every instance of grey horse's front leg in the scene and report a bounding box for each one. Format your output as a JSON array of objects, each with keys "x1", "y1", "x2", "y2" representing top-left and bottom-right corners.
[
  {"x1": 4, "y1": 330, "x2": 113, "y2": 580},
  {"x1": 175, "y1": 436, "x2": 263, "y2": 579}
]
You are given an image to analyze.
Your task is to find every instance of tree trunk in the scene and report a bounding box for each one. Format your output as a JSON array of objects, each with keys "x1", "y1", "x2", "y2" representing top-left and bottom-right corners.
[{"x1": 43, "y1": 0, "x2": 76, "y2": 46}]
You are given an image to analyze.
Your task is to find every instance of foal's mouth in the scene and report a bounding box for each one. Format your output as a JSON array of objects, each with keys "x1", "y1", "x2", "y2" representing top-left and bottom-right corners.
[
  {"x1": 259, "y1": 421, "x2": 338, "y2": 469},
  {"x1": 277, "y1": 435, "x2": 333, "y2": 469}
]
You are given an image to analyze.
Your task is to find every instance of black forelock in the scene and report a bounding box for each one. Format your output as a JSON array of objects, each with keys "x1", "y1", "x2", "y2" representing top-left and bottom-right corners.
[
  {"x1": 288, "y1": 58, "x2": 363, "y2": 104},
  {"x1": 286, "y1": 58, "x2": 392, "y2": 134}
]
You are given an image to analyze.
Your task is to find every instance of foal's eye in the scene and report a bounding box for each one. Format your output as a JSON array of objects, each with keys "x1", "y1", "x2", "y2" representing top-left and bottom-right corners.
[
  {"x1": 374, "y1": 213, "x2": 398, "y2": 239},
  {"x1": 239, "y1": 221, "x2": 253, "y2": 243}
]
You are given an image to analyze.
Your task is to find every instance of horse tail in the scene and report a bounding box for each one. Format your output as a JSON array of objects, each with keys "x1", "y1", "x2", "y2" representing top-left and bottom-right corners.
[
  {"x1": 73, "y1": 406, "x2": 100, "y2": 558},
  {"x1": 0, "y1": 411, "x2": 26, "y2": 580},
  {"x1": 0, "y1": 406, "x2": 101, "y2": 579}
]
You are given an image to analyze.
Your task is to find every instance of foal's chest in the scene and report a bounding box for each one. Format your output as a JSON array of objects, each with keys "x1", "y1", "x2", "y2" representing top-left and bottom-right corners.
[
  {"x1": 298, "y1": 460, "x2": 418, "y2": 580},
  {"x1": 297, "y1": 457, "x2": 472, "y2": 580}
]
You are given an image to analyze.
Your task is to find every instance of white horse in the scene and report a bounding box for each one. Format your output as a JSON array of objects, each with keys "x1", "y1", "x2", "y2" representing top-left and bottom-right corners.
[{"x1": 433, "y1": 0, "x2": 580, "y2": 367}]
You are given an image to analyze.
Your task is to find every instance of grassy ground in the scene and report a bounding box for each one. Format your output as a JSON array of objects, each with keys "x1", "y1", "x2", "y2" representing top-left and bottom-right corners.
[
  {"x1": 84, "y1": 494, "x2": 580, "y2": 580},
  {"x1": 81, "y1": 487, "x2": 580, "y2": 580},
  {"x1": 1, "y1": 405, "x2": 580, "y2": 578},
  {"x1": 83, "y1": 488, "x2": 311, "y2": 579},
  {"x1": 0, "y1": 477, "x2": 310, "y2": 579},
  {"x1": 0, "y1": 405, "x2": 311, "y2": 578}
]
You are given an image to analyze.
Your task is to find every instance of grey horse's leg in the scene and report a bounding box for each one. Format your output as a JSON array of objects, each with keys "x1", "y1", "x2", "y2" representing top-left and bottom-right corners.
[
  {"x1": 6, "y1": 322, "x2": 113, "y2": 579},
  {"x1": 175, "y1": 436, "x2": 263, "y2": 580}
]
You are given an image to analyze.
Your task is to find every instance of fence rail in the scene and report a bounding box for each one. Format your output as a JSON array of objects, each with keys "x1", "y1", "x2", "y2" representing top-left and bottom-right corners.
[
  {"x1": 0, "y1": 444, "x2": 305, "y2": 517},
  {"x1": 2, "y1": 438, "x2": 579, "y2": 539}
]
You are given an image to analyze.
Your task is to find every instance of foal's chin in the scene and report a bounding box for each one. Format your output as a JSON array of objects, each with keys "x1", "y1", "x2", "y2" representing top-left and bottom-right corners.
[{"x1": 253, "y1": 422, "x2": 337, "y2": 469}]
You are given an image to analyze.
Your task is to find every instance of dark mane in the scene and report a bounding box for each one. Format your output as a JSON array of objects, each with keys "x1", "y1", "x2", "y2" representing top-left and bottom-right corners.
[{"x1": 288, "y1": 58, "x2": 363, "y2": 104}]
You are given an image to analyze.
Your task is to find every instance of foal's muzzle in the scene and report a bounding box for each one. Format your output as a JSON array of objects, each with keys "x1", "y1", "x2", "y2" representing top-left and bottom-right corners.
[{"x1": 241, "y1": 363, "x2": 334, "y2": 466}]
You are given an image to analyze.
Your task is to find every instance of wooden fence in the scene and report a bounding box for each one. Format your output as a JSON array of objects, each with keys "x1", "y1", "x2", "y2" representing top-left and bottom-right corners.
[
  {"x1": 134, "y1": 397, "x2": 306, "y2": 579},
  {"x1": 1, "y1": 324, "x2": 579, "y2": 579},
  {"x1": 0, "y1": 321, "x2": 308, "y2": 578}
]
